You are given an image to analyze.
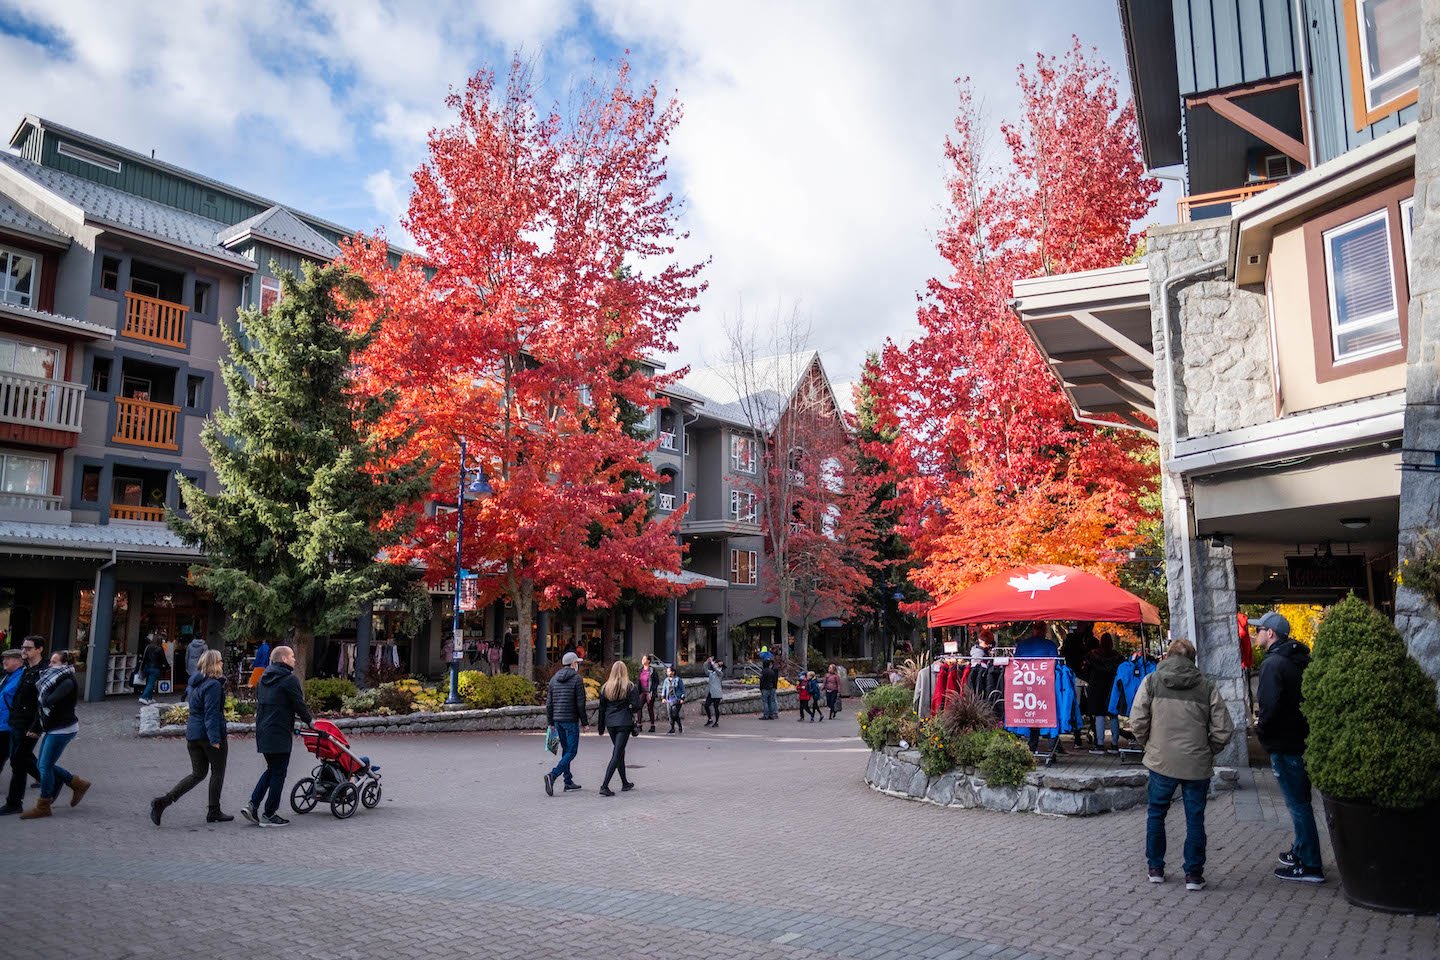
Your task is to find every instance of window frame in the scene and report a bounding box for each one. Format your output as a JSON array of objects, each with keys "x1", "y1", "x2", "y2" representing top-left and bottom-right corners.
[
  {"x1": 0, "y1": 332, "x2": 64, "y2": 381},
  {"x1": 1322, "y1": 208, "x2": 1398, "y2": 363},
  {"x1": 729, "y1": 547, "x2": 758, "y2": 586},
  {"x1": 259, "y1": 275, "x2": 282, "y2": 313},
  {"x1": 0, "y1": 243, "x2": 38, "y2": 309},
  {"x1": 1303, "y1": 178, "x2": 1413, "y2": 383},
  {"x1": 1345, "y1": 0, "x2": 1421, "y2": 130},
  {"x1": 729, "y1": 489, "x2": 757, "y2": 522},
  {"x1": 0, "y1": 448, "x2": 53, "y2": 497},
  {"x1": 1399, "y1": 196, "x2": 1414, "y2": 275},
  {"x1": 729, "y1": 434, "x2": 756, "y2": 474}
]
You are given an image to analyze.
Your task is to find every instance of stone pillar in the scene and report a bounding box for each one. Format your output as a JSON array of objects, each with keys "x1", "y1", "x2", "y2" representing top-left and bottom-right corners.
[
  {"x1": 354, "y1": 607, "x2": 373, "y2": 689},
  {"x1": 84, "y1": 565, "x2": 117, "y2": 703},
  {"x1": 1189, "y1": 539, "x2": 1247, "y2": 769},
  {"x1": 664, "y1": 598, "x2": 678, "y2": 663},
  {"x1": 1397, "y1": 0, "x2": 1440, "y2": 697}
]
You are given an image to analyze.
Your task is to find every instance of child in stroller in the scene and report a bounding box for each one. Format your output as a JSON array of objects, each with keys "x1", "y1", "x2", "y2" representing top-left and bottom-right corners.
[{"x1": 289, "y1": 719, "x2": 382, "y2": 820}]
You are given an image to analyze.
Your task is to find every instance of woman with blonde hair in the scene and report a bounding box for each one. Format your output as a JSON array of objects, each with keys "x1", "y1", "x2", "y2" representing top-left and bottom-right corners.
[
  {"x1": 150, "y1": 649, "x2": 231, "y2": 825},
  {"x1": 595, "y1": 660, "x2": 640, "y2": 797}
]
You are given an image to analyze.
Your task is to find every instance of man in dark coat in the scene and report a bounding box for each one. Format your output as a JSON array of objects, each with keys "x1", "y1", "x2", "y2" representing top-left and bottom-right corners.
[
  {"x1": 543, "y1": 651, "x2": 589, "y2": 796},
  {"x1": 242, "y1": 645, "x2": 312, "y2": 827},
  {"x1": 1255, "y1": 611, "x2": 1325, "y2": 884},
  {"x1": 758, "y1": 654, "x2": 780, "y2": 720},
  {"x1": 0, "y1": 636, "x2": 45, "y2": 815}
]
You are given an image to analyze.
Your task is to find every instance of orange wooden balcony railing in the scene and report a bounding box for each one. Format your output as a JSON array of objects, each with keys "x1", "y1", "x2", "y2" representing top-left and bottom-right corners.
[
  {"x1": 110, "y1": 503, "x2": 165, "y2": 522},
  {"x1": 113, "y1": 396, "x2": 180, "y2": 449},
  {"x1": 1176, "y1": 181, "x2": 1282, "y2": 223},
  {"x1": 123, "y1": 291, "x2": 188, "y2": 348}
]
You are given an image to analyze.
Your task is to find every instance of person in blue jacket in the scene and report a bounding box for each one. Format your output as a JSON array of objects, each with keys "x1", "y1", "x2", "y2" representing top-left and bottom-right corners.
[
  {"x1": 150, "y1": 649, "x2": 230, "y2": 825},
  {"x1": 0, "y1": 648, "x2": 25, "y2": 785}
]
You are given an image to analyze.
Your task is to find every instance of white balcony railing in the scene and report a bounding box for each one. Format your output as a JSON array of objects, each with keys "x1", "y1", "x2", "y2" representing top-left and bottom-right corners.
[
  {"x1": 0, "y1": 371, "x2": 85, "y2": 433},
  {"x1": 0, "y1": 491, "x2": 63, "y2": 512},
  {"x1": 657, "y1": 492, "x2": 677, "y2": 512},
  {"x1": 658, "y1": 430, "x2": 678, "y2": 451}
]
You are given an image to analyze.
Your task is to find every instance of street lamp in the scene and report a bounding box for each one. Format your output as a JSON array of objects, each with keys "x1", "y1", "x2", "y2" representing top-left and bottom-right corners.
[{"x1": 448, "y1": 438, "x2": 493, "y2": 708}]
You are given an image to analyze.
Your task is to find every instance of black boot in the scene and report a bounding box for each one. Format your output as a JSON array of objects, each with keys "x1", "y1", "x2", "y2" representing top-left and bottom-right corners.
[
  {"x1": 149, "y1": 797, "x2": 170, "y2": 826},
  {"x1": 207, "y1": 809, "x2": 235, "y2": 823}
]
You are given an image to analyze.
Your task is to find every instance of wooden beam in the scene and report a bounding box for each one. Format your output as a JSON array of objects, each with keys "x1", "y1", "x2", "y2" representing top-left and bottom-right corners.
[
  {"x1": 1046, "y1": 347, "x2": 1132, "y2": 365},
  {"x1": 1071, "y1": 310, "x2": 1155, "y2": 369},
  {"x1": 1197, "y1": 92, "x2": 1308, "y2": 166},
  {"x1": 1184, "y1": 75, "x2": 1301, "y2": 107},
  {"x1": 1094, "y1": 357, "x2": 1157, "y2": 400},
  {"x1": 1065, "y1": 375, "x2": 1158, "y2": 414}
]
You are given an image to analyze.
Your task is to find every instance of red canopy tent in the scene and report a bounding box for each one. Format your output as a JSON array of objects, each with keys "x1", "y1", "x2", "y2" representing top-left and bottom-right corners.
[{"x1": 927, "y1": 564, "x2": 1161, "y2": 627}]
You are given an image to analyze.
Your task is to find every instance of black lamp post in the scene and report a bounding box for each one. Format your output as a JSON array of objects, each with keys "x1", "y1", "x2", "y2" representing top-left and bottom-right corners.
[{"x1": 447, "y1": 438, "x2": 492, "y2": 708}]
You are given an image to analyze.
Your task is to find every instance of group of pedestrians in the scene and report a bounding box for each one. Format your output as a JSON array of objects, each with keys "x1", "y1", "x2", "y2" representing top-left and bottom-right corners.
[
  {"x1": 1130, "y1": 609, "x2": 1325, "y2": 892},
  {"x1": 0, "y1": 636, "x2": 92, "y2": 819}
]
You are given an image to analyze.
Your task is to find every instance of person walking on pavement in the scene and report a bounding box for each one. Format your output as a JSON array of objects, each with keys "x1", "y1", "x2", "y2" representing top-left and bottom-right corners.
[
  {"x1": 637, "y1": 654, "x2": 662, "y2": 733},
  {"x1": 151, "y1": 650, "x2": 231, "y2": 825},
  {"x1": 661, "y1": 665, "x2": 686, "y2": 735},
  {"x1": 823, "y1": 664, "x2": 842, "y2": 719},
  {"x1": 185, "y1": 636, "x2": 208, "y2": 680},
  {"x1": 1129, "y1": 638, "x2": 1235, "y2": 891},
  {"x1": 1, "y1": 636, "x2": 46, "y2": 815},
  {"x1": 596, "y1": 660, "x2": 640, "y2": 796},
  {"x1": 1255, "y1": 611, "x2": 1326, "y2": 884},
  {"x1": 138, "y1": 635, "x2": 167, "y2": 705},
  {"x1": 242, "y1": 645, "x2": 312, "y2": 827},
  {"x1": 544, "y1": 651, "x2": 589, "y2": 795},
  {"x1": 248, "y1": 639, "x2": 271, "y2": 688},
  {"x1": 795, "y1": 668, "x2": 813, "y2": 721},
  {"x1": 805, "y1": 671, "x2": 825, "y2": 722},
  {"x1": 21, "y1": 650, "x2": 92, "y2": 819},
  {"x1": 703, "y1": 657, "x2": 724, "y2": 728},
  {"x1": 758, "y1": 654, "x2": 780, "y2": 720},
  {"x1": 0, "y1": 649, "x2": 24, "y2": 785}
]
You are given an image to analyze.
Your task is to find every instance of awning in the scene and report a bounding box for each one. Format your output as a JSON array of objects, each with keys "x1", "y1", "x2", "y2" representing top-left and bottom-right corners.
[
  {"x1": 653, "y1": 568, "x2": 730, "y2": 591},
  {"x1": 928, "y1": 564, "x2": 1160, "y2": 627}
]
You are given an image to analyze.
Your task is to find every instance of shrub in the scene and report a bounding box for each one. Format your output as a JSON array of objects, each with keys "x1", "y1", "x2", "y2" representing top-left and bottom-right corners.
[
  {"x1": 375, "y1": 681, "x2": 416, "y2": 715},
  {"x1": 952, "y1": 728, "x2": 1003, "y2": 769},
  {"x1": 160, "y1": 703, "x2": 189, "y2": 726},
  {"x1": 978, "y1": 733, "x2": 1035, "y2": 788},
  {"x1": 937, "y1": 690, "x2": 999, "y2": 739},
  {"x1": 341, "y1": 690, "x2": 381, "y2": 715},
  {"x1": 458, "y1": 670, "x2": 494, "y2": 709},
  {"x1": 304, "y1": 678, "x2": 357, "y2": 711},
  {"x1": 490, "y1": 674, "x2": 539, "y2": 707},
  {"x1": 862, "y1": 683, "x2": 914, "y2": 719},
  {"x1": 412, "y1": 686, "x2": 447, "y2": 712},
  {"x1": 1303, "y1": 594, "x2": 1440, "y2": 808},
  {"x1": 860, "y1": 713, "x2": 899, "y2": 751},
  {"x1": 918, "y1": 718, "x2": 956, "y2": 777}
]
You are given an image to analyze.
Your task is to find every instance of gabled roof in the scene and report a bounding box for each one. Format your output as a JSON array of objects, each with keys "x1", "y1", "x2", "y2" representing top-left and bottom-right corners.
[
  {"x1": 0, "y1": 151, "x2": 254, "y2": 271},
  {"x1": 681, "y1": 351, "x2": 838, "y2": 432},
  {"x1": 217, "y1": 205, "x2": 341, "y2": 261},
  {"x1": 0, "y1": 194, "x2": 70, "y2": 247}
]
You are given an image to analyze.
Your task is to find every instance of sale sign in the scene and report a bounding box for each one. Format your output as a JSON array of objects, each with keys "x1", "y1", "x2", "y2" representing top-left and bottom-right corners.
[{"x1": 1005, "y1": 658, "x2": 1057, "y2": 728}]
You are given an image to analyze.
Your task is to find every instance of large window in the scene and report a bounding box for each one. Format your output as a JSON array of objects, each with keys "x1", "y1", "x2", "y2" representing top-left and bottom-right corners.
[
  {"x1": 729, "y1": 548, "x2": 758, "y2": 586},
  {"x1": 1323, "y1": 209, "x2": 1400, "y2": 362},
  {"x1": 0, "y1": 451, "x2": 50, "y2": 496},
  {"x1": 0, "y1": 335, "x2": 60, "y2": 379},
  {"x1": 1348, "y1": 0, "x2": 1421, "y2": 128},
  {"x1": 730, "y1": 489, "x2": 758, "y2": 522},
  {"x1": 729, "y1": 434, "x2": 757, "y2": 474},
  {"x1": 0, "y1": 245, "x2": 36, "y2": 308}
]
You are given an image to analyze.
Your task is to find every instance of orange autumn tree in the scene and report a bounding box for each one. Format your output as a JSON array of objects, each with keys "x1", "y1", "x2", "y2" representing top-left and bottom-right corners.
[
  {"x1": 343, "y1": 59, "x2": 706, "y2": 679},
  {"x1": 876, "y1": 40, "x2": 1159, "y2": 605}
]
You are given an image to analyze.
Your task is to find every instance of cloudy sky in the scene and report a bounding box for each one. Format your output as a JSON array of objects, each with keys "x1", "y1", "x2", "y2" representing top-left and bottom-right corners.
[{"x1": 0, "y1": 0, "x2": 1178, "y2": 384}]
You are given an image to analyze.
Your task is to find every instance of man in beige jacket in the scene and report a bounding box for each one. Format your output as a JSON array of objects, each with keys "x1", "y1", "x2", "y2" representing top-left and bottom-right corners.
[{"x1": 1130, "y1": 638, "x2": 1235, "y2": 892}]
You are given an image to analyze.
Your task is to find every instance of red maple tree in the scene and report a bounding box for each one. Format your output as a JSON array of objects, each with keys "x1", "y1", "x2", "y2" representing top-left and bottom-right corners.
[
  {"x1": 342, "y1": 59, "x2": 706, "y2": 678},
  {"x1": 876, "y1": 40, "x2": 1160, "y2": 606}
]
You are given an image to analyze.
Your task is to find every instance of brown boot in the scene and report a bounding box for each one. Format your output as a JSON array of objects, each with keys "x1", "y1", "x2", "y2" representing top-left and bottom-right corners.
[
  {"x1": 19, "y1": 797, "x2": 52, "y2": 820},
  {"x1": 69, "y1": 777, "x2": 91, "y2": 807}
]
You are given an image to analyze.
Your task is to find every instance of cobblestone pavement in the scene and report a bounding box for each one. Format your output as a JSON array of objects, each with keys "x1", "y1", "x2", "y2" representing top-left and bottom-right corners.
[{"x1": 1, "y1": 701, "x2": 1435, "y2": 960}]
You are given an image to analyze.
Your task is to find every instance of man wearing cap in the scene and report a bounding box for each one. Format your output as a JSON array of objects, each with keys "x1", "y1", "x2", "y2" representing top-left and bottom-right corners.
[
  {"x1": 544, "y1": 651, "x2": 589, "y2": 796},
  {"x1": 0, "y1": 649, "x2": 25, "y2": 786},
  {"x1": 1255, "y1": 611, "x2": 1326, "y2": 884}
]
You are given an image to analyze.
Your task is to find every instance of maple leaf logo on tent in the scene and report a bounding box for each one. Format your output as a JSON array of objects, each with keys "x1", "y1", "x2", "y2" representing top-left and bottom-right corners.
[{"x1": 1008, "y1": 570, "x2": 1066, "y2": 598}]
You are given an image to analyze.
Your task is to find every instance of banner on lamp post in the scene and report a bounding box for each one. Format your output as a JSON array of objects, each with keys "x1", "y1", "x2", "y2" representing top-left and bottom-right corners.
[{"x1": 459, "y1": 575, "x2": 479, "y2": 612}]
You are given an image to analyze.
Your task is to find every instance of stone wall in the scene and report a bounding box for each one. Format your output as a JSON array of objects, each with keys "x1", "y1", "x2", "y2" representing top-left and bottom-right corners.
[{"x1": 1396, "y1": 0, "x2": 1440, "y2": 696}]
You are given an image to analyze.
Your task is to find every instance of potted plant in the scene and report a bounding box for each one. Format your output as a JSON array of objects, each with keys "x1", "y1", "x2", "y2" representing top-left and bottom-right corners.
[{"x1": 1302, "y1": 595, "x2": 1440, "y2": 914}]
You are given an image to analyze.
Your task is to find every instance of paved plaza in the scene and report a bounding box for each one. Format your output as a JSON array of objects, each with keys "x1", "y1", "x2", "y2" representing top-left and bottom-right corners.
[{"x1": 0, "y1": 702, "x2": 1434, "y2": 960}]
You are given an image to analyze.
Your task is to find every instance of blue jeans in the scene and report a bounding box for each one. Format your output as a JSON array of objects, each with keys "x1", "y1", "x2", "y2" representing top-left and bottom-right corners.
[
  {"x1": 1146, "y1": 770, "x2": 1208, "y2": 875},
  {"x1": 1271, "y1": 752, "x2": 1322, "y2": 871},
  {"x1": 141, "y1": 668, "x2": 161, "y2": 701},
  {"x1": 761, "y1": 689, "x2": 778, "y2": 718},
  {"x1": 548, "y1": 722, "x2": 580, "y2": 785},
  {"x1": 37, "y1": 731, "x2": 76, "y2": 800}
]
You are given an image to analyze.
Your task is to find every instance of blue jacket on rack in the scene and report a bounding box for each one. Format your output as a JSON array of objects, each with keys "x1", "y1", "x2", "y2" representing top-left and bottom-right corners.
[{"x1": 1108, "y1": 655, "x2": 1156, "y2": 715}]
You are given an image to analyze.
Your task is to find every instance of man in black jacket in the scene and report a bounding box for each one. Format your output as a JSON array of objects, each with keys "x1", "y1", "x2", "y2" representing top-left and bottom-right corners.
[
  {"x1": 242, "y1": 645, "x2": 313, "y2": 827},
  {"x1": 758, "y1": 655, "x2": 780, "y2": 719},
  {"x1": 1, "y1": 636, "x2": 45, "y2": 816},
  {"x1": 543, "y1": 651, "x2": 589, "y2": 796},
  {"x1": 1255, "y1": 611, "x2": 1325, "y2": 884}
]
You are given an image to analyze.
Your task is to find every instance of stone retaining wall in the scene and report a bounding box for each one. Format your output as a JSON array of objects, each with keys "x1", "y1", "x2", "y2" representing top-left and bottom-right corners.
[
  {"x1": 864, "y1": 746, "x2": 1239, "y2": 817},
  {"x1": 139, "y1": 688, "x2": 801, "y2": 738}
]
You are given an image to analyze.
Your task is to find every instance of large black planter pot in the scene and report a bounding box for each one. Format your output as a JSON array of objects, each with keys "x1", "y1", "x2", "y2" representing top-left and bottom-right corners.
[{"x1": 1322, "y1": 794, "x2": 1440, "y2": 915}]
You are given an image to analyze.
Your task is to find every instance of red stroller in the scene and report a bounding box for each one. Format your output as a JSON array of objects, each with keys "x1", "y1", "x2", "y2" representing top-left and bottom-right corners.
[{"x1": 290, "y1": 720, "x2": 382, "y2": 820}]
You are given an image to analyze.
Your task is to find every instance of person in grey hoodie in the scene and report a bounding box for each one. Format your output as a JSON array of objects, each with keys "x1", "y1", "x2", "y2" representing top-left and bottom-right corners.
[
  {"x1": 1130, "y1": 638, "x2": 1235, "y2": 892},
  {"x1": 185, "y1": 636, "x2": 209, "y2": 679},
  {"x1": 702, "y1": 657, "x2": 724, "y2": 728}
]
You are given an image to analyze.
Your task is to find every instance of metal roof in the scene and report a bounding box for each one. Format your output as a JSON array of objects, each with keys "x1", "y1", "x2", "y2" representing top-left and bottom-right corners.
[
  {"x1": 1116, "y1": 0, "x2": 1183, "y2": 169},
  {"x1": 0, "y1": 194, "x2": 70, "y2": 247},
  {"x1": 0, "y1": 152, "x2": 255, "y2": 270},
  {"x1": 217, "y1": 204, "x2": 342, "y2": 261},
  {"x1": 0, "y1": 301, "x2": 114, "y2": 340},
  {"x1": 0, "y1": 519, "x2": 198, "y2": 560}
]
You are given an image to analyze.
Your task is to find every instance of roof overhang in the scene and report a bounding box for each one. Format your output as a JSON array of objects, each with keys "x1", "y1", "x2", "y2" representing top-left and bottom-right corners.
[
  {"x1": 1230, "y1": 122, "x2": 1417, "y2": 285},
  {"x1": 680, "y1": 518, "x2": 763, "y2": 538},
  {"x1": 0, "y1": 301, "x2": 114, "y2": 340},
  {"x1": 654, "y1": 568, "x2": 731, "y2": 591},
  {"x1": 91, "y1": 219, "x2": 257, "y2": 273},
  {"x1": 1011, "y1": 263, "x2": 1157, "y2": 436},
  {"x1": 1116, "y1": 0, "x2": 1183, "y2": 169},
  {"x1": 219, "y1": 228, "x2": 336, "y2": 263}
]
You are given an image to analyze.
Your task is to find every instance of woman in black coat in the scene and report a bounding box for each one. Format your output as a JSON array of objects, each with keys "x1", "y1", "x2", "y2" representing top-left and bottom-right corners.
[
  {"x1": 20, "y1": 651, "x2": 91, "y2": 819},
  {"x1": 596, "y1": 661, "x2": 641, "y2": 797}
]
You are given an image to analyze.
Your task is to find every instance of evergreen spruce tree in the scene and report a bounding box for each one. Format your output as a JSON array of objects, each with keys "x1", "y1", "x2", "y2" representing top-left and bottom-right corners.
[{"x1": 170, "y1": 263, "x2": 433, "y2": 678}]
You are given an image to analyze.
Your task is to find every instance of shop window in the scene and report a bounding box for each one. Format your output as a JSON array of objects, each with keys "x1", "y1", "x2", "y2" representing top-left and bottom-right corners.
[
  {"x1": 81, "y1": 465, "x2": 101, "y2": 502},
  {"x1": 101, "y1": 255, "x2": 121, "y2": 292},
  {"x1": 0, "y1": 244, "x2": 36, "y2": 308},
  {"x1": 1347, "y1": 0, "x2": 1421, "y2": 128},
  {"x1": 192, "y1": 280, "x2": 211, "y2": 315},
  {"x1": 729, "y1": 548, "x2": 758, "y2": 586},
  {"x1": 1323, "y1": 209, "x2": 1400, "y2": 362},
  {"x1": 90, "y1": 356, "x2": 112, "y2": 393}
]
